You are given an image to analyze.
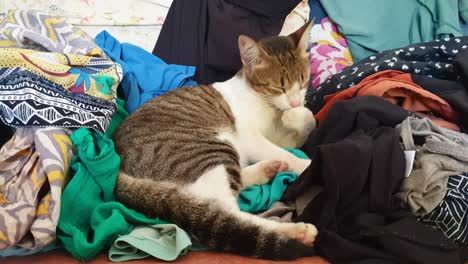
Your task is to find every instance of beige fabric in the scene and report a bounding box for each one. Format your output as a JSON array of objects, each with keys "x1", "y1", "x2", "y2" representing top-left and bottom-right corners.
[
  {"x1": 0, "y1": 128, "x2": 73, "y2": 250},
  {"x1": 397, "y1": 117, "x2": 468, "y2": 215},
  {"x1": 279, "y1": 0, "x2": 310, "y2": 36}
]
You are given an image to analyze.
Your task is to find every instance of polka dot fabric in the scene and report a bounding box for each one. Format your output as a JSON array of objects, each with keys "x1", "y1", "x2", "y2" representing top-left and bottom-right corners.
[{"x1": 306, "y1": 37, "x2": 468, "y2": 113}]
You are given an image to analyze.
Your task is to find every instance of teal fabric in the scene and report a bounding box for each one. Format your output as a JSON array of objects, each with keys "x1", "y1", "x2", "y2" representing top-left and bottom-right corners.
[
  {"x1": 105, "y1": 97, "x2": 129, "y2": 138},
  {"x1": 320, "y1": 0, "x2": 464, "y2": 61},
  {"x1": 461, "y1": 0, "x2": 468, "y2": 23},
  {"x1": 238, "y1": 148, "x2": 309, "y2": 213},
  {"x1": 109, "y1": 224, "x2": 192, "y2": 262},
  {"x1": 57, "y1": 128, "x2": 167, "y2": 261}
]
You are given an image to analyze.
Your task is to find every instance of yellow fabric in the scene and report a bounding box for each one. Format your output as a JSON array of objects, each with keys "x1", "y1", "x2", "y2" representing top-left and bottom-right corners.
[{"x1": 0, "y1": 48, "x2": 121, "y2": 101}]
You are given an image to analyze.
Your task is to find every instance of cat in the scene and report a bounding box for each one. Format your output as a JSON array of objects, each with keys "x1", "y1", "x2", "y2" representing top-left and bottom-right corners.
[{"x1": 113, "y1": 21, "x2": 317, "y2": 260}]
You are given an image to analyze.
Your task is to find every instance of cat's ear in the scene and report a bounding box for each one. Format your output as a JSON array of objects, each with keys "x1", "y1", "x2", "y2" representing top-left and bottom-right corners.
[
  {"x1": 238, "y1": 35, "x2": 262, "y2": 66},
  {"x1": 288, "y1": 20, "x2": 314, "y2": 57}
]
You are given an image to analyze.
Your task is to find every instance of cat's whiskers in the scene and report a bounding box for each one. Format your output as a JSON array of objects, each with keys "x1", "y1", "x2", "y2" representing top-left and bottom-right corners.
[{"x1": 261, "y1": 95, "x2": 283, "y2": 111}]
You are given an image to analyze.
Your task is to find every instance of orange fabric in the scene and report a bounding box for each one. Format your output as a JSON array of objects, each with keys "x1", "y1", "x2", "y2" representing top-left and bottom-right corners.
[{"x1": 315, "y1": 70, "x2": 459, "y2": 129}]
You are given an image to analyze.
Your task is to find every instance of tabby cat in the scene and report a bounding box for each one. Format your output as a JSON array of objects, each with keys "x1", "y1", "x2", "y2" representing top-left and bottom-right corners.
[{"x1": 113, "y1": 22, "x2": 317, "y2": 260}]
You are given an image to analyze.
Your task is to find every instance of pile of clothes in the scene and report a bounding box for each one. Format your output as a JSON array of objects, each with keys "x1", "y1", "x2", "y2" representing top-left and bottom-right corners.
[{"x1": 1, "y1": 0, "x2": 468, "y2": 263}]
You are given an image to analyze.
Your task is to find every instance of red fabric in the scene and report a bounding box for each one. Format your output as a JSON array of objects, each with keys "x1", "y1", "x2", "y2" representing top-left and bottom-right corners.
[
  {"x1": 315, "y1": 70, "x2": 459, "y2": 129},
  {"x1": 5, "y1": 250, "x2": 329, "y2": 264}
]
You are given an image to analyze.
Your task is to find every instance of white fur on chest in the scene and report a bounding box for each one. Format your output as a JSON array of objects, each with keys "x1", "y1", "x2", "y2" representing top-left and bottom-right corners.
[
  {"x1": 213, "y1": 76, "x2": 281, "y2": 165},
  {"x1": 213, "y1": 76, "x2": 277, "y2": 136}
]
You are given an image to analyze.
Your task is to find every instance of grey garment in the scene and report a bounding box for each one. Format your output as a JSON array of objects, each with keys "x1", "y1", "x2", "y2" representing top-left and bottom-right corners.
[
  {"x1": 258, "y1": 186, "x2": 322, "y2": 222},
  {"x1": 396, "y1": 117, "x2": 468, "y2": 216},
  {"x1": 257, "y1": 202, "x2": 295, "y2": 223}
]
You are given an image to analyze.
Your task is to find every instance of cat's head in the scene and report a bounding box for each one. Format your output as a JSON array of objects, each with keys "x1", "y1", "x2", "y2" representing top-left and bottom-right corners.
[{"x1": 238, "y1": 21, "x2": 312, "y2": 111}]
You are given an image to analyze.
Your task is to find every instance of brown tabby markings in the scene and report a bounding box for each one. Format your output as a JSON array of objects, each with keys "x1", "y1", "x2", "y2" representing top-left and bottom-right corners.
[
  {"x1": 115, "y1": 85, "x2": 242, "y2": 191},
  {"x1": 244, "y1": 36, "x2": 310, "y2": 96},
  {"x1": 113, "y1": 21, "x2": 315, "y2": 260}
]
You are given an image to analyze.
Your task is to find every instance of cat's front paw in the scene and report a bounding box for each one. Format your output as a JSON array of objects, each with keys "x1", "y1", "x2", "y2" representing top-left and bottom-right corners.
[
  {"x1": 281, "y1": 107, "x2": 316, "y2": 133},
  {"x1": 290, "y1": 158, "x2": 311, "y2": 175}
]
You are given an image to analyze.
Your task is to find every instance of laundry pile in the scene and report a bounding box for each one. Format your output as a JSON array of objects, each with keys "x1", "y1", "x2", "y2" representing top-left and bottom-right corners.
[{"x1": 1, "y1": 1, "x2": 468, "y2": 264}]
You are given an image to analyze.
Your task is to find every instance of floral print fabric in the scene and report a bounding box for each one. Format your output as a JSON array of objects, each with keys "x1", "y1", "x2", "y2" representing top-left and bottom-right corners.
[{"x1": 309, "y1": 18, "x2": 353, "y2": 89}]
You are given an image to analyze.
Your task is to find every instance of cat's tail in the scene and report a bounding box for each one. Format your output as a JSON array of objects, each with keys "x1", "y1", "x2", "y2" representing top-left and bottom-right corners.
[{"x1": 115, "y1": 172, "x2": 316, "y2": 260}]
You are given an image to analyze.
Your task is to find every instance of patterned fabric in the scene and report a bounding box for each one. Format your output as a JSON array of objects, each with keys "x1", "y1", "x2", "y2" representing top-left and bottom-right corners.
[
  {"x1": 0, "y1": 0, "x2": 171, "y2": 26},
  {"x1": 309, "y1": 18, "x2": 353, "y2": 89},
  {"x1": 420, "y1": 173, "x2": 468, "y2": 245},
  {"x1": 0, "y1": 8, "x2": 166, "y2": 53},
  {"x1": 0, "y1": 71, "x2": 115, "y2": 133},
  {"x1": 0, "y1": 9, "x2": 122, "y2": 101},
  {"x1": 306, "y1": 36, "x2": 468, "y2": 113},
  {"x1": 0, "y1": 9, "x2": 103, "y2": 56},
  {"x1": 0, "y1": 48, "x2": 121, "y2": 101},
  {"x1": 0, "y1": 127, "x2": 73, "y2": 251}
]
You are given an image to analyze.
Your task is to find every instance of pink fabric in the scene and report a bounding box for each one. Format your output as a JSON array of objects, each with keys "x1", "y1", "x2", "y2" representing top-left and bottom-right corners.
[{"x1": 309, "y1": 18, "x2": 353, "y2": 89}]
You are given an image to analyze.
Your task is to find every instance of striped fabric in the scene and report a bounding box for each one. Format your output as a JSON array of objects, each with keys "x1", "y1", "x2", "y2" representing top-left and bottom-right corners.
[
  {"x1": 420, "y1": 173, "x2": 468, "y2": 245},
  {"x1": 0, "y1": 71, "x2": 115, "y2": 133}
]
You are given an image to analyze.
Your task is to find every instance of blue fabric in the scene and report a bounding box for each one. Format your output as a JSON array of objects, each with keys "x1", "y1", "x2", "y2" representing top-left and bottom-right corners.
[
  {"x1": 95, "y1": 31, "x2": 197, "y2": 113},
  {"x1": 238, "y1": 148, "x2": 308, "y2": 213},
  {"x1": 308, "y1": 0, "x2": 327, "y2": 23}
]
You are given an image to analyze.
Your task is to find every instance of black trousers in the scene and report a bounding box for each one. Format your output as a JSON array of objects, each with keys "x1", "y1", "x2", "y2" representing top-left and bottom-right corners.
[{"x1": 153, "y1": 0, "x2": 300, "y2": 84}]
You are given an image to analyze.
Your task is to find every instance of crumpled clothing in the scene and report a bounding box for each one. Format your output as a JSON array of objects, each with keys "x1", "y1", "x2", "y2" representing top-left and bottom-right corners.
[
  {"x1": 0, "y1": 127, "x2": 73, "y2": 251},
  {"x1": 0, "y1": 9, "x2": 103, "y2": 56},
  {"x1": 108, "y1": 223, "x2": 192, "y2": 262},
  {"x1": 315, "y1": 70, "x2": 459, "y2": 130},
  {"x1": 0, "y1": 48, "x2": 121, "y2": 102},
  {"x1": 0, "y1": 9, "x2": 121, "y2": 102},
  {"x1": 238, "y1": 148, "x2": 308, "y2": 213},
  {"x1": 307, "y1": 37, "x2": 468, "y2": 114},
  {"x1": 57, "y1": 128, "x2": 166, "y2": 261},
  {"x1": 396, "y1": 116, "x2": 468, "y2": 215},
  {"x1": 319, "y1": 0, "x2": 464, "y2": 62},
  {"x1": 420, "y1": 173, "x2": 468, "y2": 245},
  {"x1": 0, "y1": 71, "x2": 116, "y2": 133},
  {"x1": 309, "y1": 18, "x2": 353, "y2": 89},
  {"x1": 95, "y1": 30, "x2": 197, "y2": 113}
]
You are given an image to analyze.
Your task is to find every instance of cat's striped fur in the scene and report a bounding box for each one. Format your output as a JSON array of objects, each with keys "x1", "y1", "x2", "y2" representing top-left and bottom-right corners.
[{"x1": 113, "y1": 22, "x2": 317, "y2": 260}]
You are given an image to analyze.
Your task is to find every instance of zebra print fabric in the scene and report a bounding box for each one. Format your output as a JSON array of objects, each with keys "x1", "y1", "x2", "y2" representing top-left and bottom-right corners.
[{"x1": 420, "y1": 173, "x2": 468, "y2": 245}]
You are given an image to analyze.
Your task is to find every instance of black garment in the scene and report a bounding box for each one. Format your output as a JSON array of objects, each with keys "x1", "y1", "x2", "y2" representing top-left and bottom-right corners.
[
  {"x1": 455, "y1": 48, "x2": 468, "y2": 85},
  {"x1": 410, "y1": 49, "x2": 468, "y2": 131},
  {"x1": 0, "y1": 121, "x2": 13, "y2": 148},
  {"x1": 283, "y1": 96, "x2": 465, "y2": 264},
  {"x1": 153, "y1": 0, "x2": 299, "y2": 84},
  {"x1": 411, "y1": 75, "x2": 468, "y2": 131},
  {"x1": 306, "y1": 37, "x2": 468, "y2": 114}
]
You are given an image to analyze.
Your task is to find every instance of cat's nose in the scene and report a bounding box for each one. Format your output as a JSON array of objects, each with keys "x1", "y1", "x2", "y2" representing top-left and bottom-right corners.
[{"x1": 289, "y1": 98, "x2": 301, "y2": 107}]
